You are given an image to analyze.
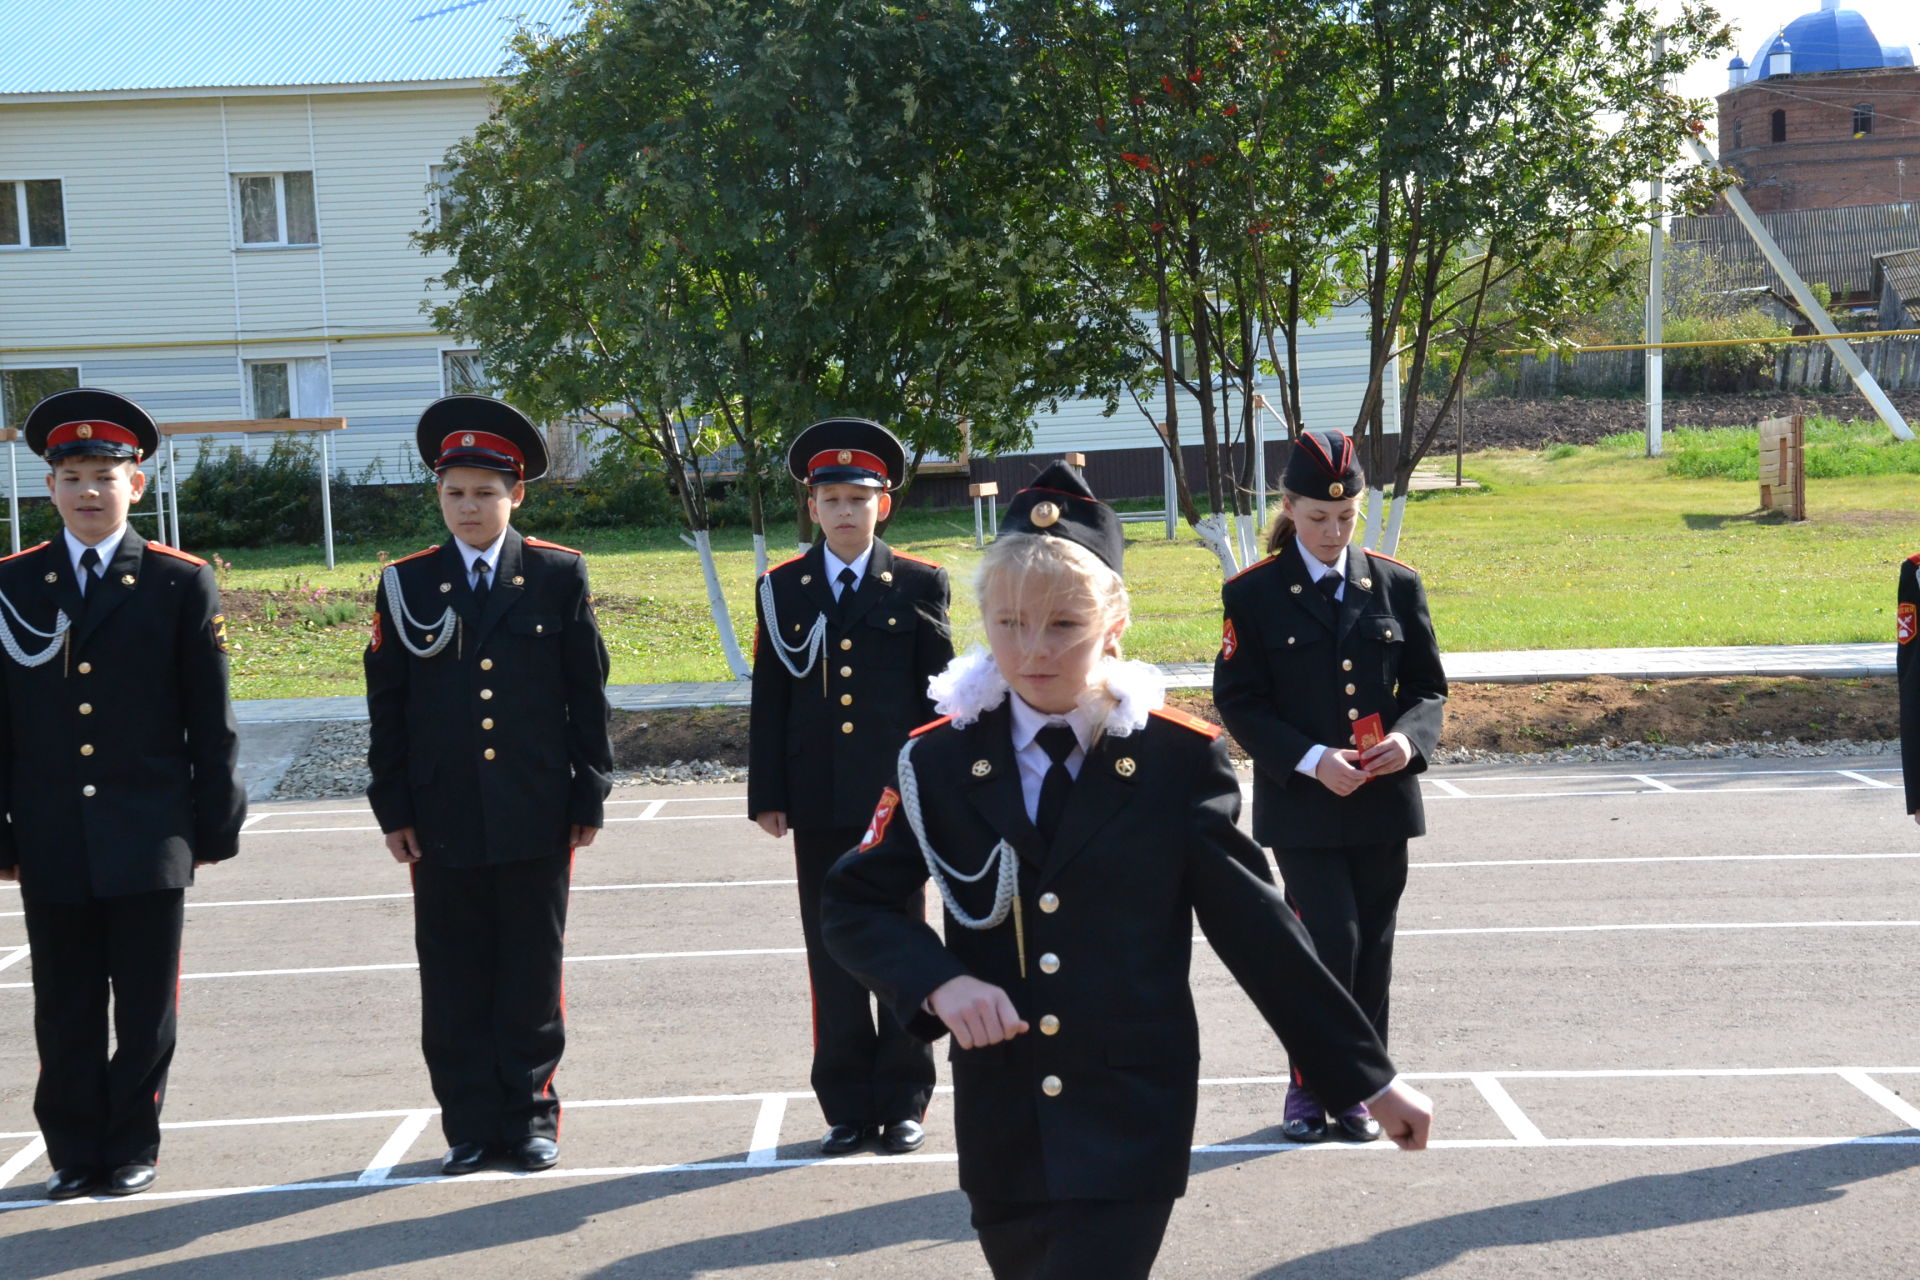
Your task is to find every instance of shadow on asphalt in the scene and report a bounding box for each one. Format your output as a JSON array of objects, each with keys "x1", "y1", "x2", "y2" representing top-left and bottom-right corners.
[{"x1": 1254, "y1": 1135, "x2": 1920, "y2": 1278}]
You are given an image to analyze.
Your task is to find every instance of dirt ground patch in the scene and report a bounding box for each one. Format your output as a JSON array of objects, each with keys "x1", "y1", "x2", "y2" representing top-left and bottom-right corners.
[
  {"x1": 1457, "y1": 391, "x2": 1920, "y2": 451},
  {"x1": 607, "y1": 675, "x2": 1900, "y2": 769}
]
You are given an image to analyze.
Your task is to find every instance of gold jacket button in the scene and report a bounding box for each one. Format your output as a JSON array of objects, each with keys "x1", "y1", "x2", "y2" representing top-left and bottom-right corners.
[
  {"x1": 1342, "y1": 659, "x2": 1354, "y2": 671},
  {"x1": 77, "y1": 662, "x2": 92, "y2": 674},
  {"x1": 1038, "y1": 892, "x2": 1059, "y2": 913},
  {"x1": 839, "y1": 665, "x2": 852, "y2": 677},
  {"x1": 1290, "y1": 584, "x2": 1303, "y2": 595},
  {"x1": 1348, "y1": 708, "x2": 1360, "y2": 720},
  {"x1": 1038, "y1": 952, "x2": 1060, "y2": 974},
  {"x1": 1041, "y1": 1075, "x2": 1063, "y2": 1097},
  {"x1": 801, "y1": 573, "x2": 813, "y2": 585},
  {"x1": 78, "y1": 703, "x2": 92, "y2": 715},
  {"x1": 840, "y1": 694, "x2": 852, "y2": 706},
  {"x1": 888, "y1": 617, "x2": 897, "y2": 626},
  {"x1": 1345, "y1": 683, "x2": 1357, "y2": 695},
  {"x1": 535, "y1": 625, "x2": 543, "y2": 634},
  {"x1": 79, "y1": 744, "x2": 93, "y2": 756},
  {"x1": 484, "y1": 748, "x2": 496, "y2": 761},
  {"x1": 1385, "y1": 628, "x2": 1393, "y2": 639},
  {"x1": 481, "y1": 658, "x2": 494, "y2": 671},
  {"x1": 82, "y1": 785, "x2": 96, "y2": 797},
  {"x1": 1287, "y1": 636, "x2": 1295, "y2": 645},
  {"x1": 839, "y1": 638, "x2": 852, "y2": 651},
  {"x1": 480, "y1": 689, "x2": 494, "y2": 700},
  {"x1": 841, "y1": 721, "x2": 854, "y2": 734},
  {"x1": 1040, "y1": 1014, "x2": 1060, "y2": 1036},
  {"x1": 481, "y1": 718, "x2": 494, "y2": 730}
]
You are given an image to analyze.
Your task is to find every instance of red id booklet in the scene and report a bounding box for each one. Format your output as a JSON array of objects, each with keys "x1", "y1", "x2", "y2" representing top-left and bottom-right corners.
[{"x1": 1353, "y1": 713, "x2": 1385, "y2": 755}]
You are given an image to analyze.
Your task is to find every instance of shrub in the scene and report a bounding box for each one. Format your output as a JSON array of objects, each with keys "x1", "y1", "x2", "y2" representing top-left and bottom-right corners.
[{"x1": 175, "y1": 436, "x2": 323, "y2": 547}]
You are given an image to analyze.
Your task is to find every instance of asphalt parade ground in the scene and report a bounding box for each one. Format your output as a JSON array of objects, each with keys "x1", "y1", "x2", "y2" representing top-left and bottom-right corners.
[{"x1": 2, "y1": 757, "x2": 1918, "y2": 1278}]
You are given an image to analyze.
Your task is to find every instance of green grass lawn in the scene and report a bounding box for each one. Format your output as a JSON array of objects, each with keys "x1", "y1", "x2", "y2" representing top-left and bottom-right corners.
[{"x1": 211, "y1": 426, "x2": 1920, "y2": 699}]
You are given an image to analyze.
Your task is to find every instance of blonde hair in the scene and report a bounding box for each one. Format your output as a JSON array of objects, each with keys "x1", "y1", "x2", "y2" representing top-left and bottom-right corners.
[{"x1": 975, "y1": 534, "x2": 1131, "y2": 740}]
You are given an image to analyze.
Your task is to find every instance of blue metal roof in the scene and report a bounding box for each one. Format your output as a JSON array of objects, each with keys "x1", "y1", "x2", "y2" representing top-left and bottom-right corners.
[
  {"x1": 1751, "y1": 5, "x2": 1914, "y2": 80},
  {"x1": 0, "y1": 0, "x2": 586, "y2": 96}
]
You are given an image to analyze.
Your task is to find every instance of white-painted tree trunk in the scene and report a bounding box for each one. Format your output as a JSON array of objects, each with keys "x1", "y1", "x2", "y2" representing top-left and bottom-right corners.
[
  {"x1": 1194, "y1": 512, "x2": 1240, "y2": 576},
  {"x1": 1379, "y1": 489, "x2": 1410, "y2": 558},
  {"x1": 1361, "y1": 486, "x2": 1386, "y2": 550},
  {"x1": 751, "y1": 532, "x2": 768, "y2": 580},
  {"x1": 691, "y1": 528, "x2": 750, "y2": 679},
  {"x1": 1234, "y1": 511, "x2": 1257, "y2": 568}
]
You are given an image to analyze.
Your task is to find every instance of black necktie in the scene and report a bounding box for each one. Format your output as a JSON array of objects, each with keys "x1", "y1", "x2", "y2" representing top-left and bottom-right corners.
[
  {"x1": 77, "y1": 547, "x2": 100, "y2": 600},
  {"x1": 835, "y1": 566, "x2": 857, "y2": 617},
  {"x1": 1317, "y1": 572, "x2": 1342, "y2": 604},
  {"x1": 472, "y1": 558, "x2": 490, "y2": 608},
  {"x1": 1034, "y1": 725, "x2": 1079, "y2": 844}
]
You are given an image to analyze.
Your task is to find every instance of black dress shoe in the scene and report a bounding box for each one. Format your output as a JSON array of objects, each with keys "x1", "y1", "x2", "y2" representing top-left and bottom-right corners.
[
  {"x1": 511, "y1": 1136, "x2": 559, "y2": 1171},
  {"x1": 879, "y1": 1120, "x2": 925, "y2": 1154},
  {"x1": 818, "y1": 1124, "x2": 866, "y2": 1156},
  {"x1": 103, "y1": 1164, "x2": 156, "y2": 1196},
  {"x1": 45, "y1": 1167, "x2": 99, "y2": 1200},
  {"x1": 1333, "y1": 1111, "x2": 1383, "y2": 1143},
  {"x1": 441, "y1": 1142, "x2": 491, "y2": 1176},
  {"x1": 1280, "y1": 1115, "x2": 1330, "y2": 1143}
]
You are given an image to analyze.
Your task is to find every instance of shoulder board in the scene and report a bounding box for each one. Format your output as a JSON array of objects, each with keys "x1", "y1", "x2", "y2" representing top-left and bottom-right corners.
[
  {"x1": 145, "y1": 542, "x2": 208, "y2": 566},
  {"x1": 388, "y1": 545, "x2": 439, "y2": 568},
  {"x1": 1150, "y1": 706, "x2": 1222, "y2": 739},
  {"x1": 1908, "y1": 552, "x2": 1920, "y2": 565},
  {"x1": 0, "y1": 541, "x2": 49, "y2": 564},
  {"x1": 1365, "y1": 548, "x2": 1415, "y2": 571},
  {"x1": 891, "y1": 551, "x2": 941, "y2": 568},
  {"x1": 909, "y1": 715, "x2": 954, "y2": 738},
  {"x1": 1223, "y1": 554, "x2": 1278, "y2": 586},
  {"x1": 525, "y1": 537, "x2": 583, "y2": 556},
  {"x1": 765, "y1": 553, "x2": 807, "y2": 577}
]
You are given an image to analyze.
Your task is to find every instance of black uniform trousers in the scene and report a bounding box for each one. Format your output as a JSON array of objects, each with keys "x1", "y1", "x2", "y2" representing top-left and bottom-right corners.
[
  {"x1": 23, "y1": 888, "x2": 184, "y2": 1170},
  {"x1": 793, "y1": 827, "x2": 934, "y2": 1128},
  {"x1": 1273, "y1": 840, "x2": 1409, "y2": 1090},
  {"x1": 411, "y1": 852, "x2": 571, "y2": 1146},
  {"x1": 969, "y1": 1196, "x2": 1177, "y2": 1280}
]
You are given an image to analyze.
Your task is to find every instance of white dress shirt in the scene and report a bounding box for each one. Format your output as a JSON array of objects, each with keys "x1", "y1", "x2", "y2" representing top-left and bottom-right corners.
[
  {"x1": 456, "y1": 529, "x2": 508, "y2": 591},
  {"x1": 65, "y1": 525, "x2": 128, "y2": 595},
  {"x1": 822, "y1": 542, "x2": 874, "y2": 601},
  {"x1": 1008, "y1": 693, "x2": 1094, "y2": 823},
  {"x1": 1295, "y1": 537, "x2": 1347, "y2": 777}
]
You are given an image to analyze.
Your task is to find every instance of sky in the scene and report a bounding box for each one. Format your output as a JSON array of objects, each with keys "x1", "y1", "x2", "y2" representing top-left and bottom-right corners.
[{"x1": 1663, "y1": 0, "x2": 1919, "y2": 120}]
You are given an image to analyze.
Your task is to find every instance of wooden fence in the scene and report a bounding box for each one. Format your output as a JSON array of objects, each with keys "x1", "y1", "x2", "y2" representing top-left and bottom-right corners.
[{"x1": 1477, "y1": 334, "x2": 1920, "y2": 398}]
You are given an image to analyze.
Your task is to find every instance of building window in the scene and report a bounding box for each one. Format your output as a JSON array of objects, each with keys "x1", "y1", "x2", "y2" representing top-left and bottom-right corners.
[
  {"x1": 1770, "y1": 109, "x2": 1787, "y2": 143},
  {"x1": 429, "y1": 164, "x2": 464, "y2": 228},
  {"x1": 0, "y1": 179, "x2": 67, "y2": 248},
  {"x1": 246, "y1": 357, "x2": 331, "y2": 419},
  {"x1": 233, "y1": 172, "x2": 318, "y2": 247},
  {"x1": 1733, "y1": 119, "x2": 1743, "y2": 149},
  {"x1": 0, "y1": 366, "x2": 80, "y2": 429},
  {"x1": 441, "y1": 350, "x2": 492, "y2": 396},
  {"x1": 1854, "y1": 104, "x2": 1874, "y2": 136}
]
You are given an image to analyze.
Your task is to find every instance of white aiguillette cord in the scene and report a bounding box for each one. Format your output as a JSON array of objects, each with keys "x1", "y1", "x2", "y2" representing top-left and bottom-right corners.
[
  {"x1": 381, "y1": 564, "x2": 458, "y2": 659},
  {"x1": 0, "y1": 588, "x2": 68, "y2": 667},
  {"x1": 896, "y1": 736, "x2": 1020, "y2": 931},
  {"x1": 758, "y1": 571, "x2": 827, "y2": 679}
]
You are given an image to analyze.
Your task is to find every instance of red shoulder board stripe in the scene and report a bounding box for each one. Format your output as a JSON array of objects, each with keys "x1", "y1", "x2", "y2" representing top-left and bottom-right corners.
[
  {"x1": 765, "y1": 553, "x2": 807, "y2": 577},
  {"x1": 389, "y1": 545, "x2": 439, "y2": 567},
  {"x1": 525, "y1": 537, "x2": 583, "y2": 556},
  {"x1": 1224, "y1": 554, "x2": 1278, "y2": 585},
  {"x1": 1365, "y1": 548, "x2": 1414, "y2": 570},
  {"x1": 1151, "y1": 706, "x2": 1222, "y2": 739},
  {"x1": 0, "y1": 541, "x2": 49, "y2": 563},
  {"x1": 1908, "y1": 552, "x2": 1920, "y2": 565},
  {"x1": 909, "y1": 715, "x2": 954, "y2": 738},
  {"x1": 145, "y1": 542, "x2": 208, "y2": 566},
  {"x1": 891, "y1": 551, "x2": 941, "y2": 567}
]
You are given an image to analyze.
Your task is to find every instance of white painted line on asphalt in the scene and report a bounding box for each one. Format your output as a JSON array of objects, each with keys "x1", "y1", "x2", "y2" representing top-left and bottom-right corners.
[
  {"x1": 357, "y1": 1110, "x2": 434, "y2": 1184},
  {"x1": 1413, "y1": 852, "x2": 1920, "y2": 870},
  {"x1": 745, "y1": 1095, "x2": 787, "y2": 1166},
  {"x1": 1470, "y1": 1074, "x2": 1548, "y2": 1145},
  {"x1": 1630, "y1": 774, "x2": 1681, "y2": 793},
  {"x1": 0, "y1": 945, "x2": 29, "y2": 974},
  {"x1": 1427, "y1": 779, "x2": 1472, "y2": 799},
  {"x1": 638, "y1": 799, "x2": 667, "y2": 820},
  {"x1": 1839, "y1": 1069, "x2": 1920, "y2": 1132},
  {"x1": 240, "y1": 814, "x2": 268, "y2": 830},
  {"x1": 1839, "y1": 771, "x2": 1899, "y2": 789},
  {"x1": 1396, "y1": 919, "x2": 1920, "y2": 939},
  {"x1": 0, "y1": 1136, "x2": 46, "y2": 1187},
  {"x1": 243, "y1": 824, "x2": 383, "y2": 836}
]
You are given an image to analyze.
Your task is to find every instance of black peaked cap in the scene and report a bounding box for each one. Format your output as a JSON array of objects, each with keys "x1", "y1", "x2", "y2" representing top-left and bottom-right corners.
[
  {"x1": 1283, "y1": 428, "x2": 1365, "y2": 501},
  {"x1": 416, "y1": 395, "x2": 548, "y2": 481},
  {"x1": 787, "y1": 418, "x2": 905, "y2": 490},
  {"x1": 25, "y1": 388, "x2": 159, "y2": 462},
  {"x1": 999, "y1": 460, "x2": 1124, "y2": 575}
]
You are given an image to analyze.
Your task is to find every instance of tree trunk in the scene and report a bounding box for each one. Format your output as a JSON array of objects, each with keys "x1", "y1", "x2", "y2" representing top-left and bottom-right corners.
[
  {"x1": 690, "y1": 527, "x2": 750, "y2": 679},
  {"x1": 1379, "y1": 488, "x2": 1409, "y2": 558}
]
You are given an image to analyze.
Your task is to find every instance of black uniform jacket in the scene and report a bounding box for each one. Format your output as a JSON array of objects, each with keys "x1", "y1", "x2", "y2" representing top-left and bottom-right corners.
[
  {"x1": 365, "y1": 529, "x2": 612, "y2": 866},
  {"x1": 822, "y1": 704, "x2": 1396, "y2": 1202},
  {"x1": 1214, "y1": 541, "x2": 1447, "y2": 850},
  {"x1": 748, "y1": 539, "x2": 952, "y2": 830},
  {"x1": 1899, "y1": 554, "x2": 1920, "y2": 812},
  {"x1": 0, "y1": 534, "x2": 244, "y2": 903}
]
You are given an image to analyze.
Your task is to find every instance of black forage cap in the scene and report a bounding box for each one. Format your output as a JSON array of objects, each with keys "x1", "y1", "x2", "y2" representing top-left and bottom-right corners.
[
  {"x1": 25, "y1": 388, "x2": 158, "y2": 462},
  {"x1": 787, "y1": 418, "x2": 904, "y2": 490},
  {"x1": 416, "y1": 395, "x2": 548, "y2": 481},
  {"x1": 1283, "y1": 428, "x2": 1365, "y2": 501},
  {"x1": 999, "y1": 459, "x2": 1124, "y2": 575}
]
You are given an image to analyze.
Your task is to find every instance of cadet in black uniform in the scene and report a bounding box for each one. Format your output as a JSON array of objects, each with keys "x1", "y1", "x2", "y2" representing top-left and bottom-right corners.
[
  {"x1": 823, "y1": 462, "x2": 1431, "y2": 1280},
  {"x1": 1213, "y1": 429, "x2": 1447, "y2": 1144},
  {"x1": 1899, "y1": 553, "x2": 1920, "y2": 822},
  {"x1": 0, "y1": 388, "x2": 245, "y2": 1201},
  {"x1": 748, "y1": 418, "x2": 951, "y2": 1155},
  {"x1": 364, "y1": 396, "x2": 613, "y2": 1176}
]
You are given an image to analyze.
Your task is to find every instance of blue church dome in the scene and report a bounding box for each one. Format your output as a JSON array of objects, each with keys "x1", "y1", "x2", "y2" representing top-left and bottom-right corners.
[{"x1": 1751, "y1": 3, "x2": 1915, "y2": 79}]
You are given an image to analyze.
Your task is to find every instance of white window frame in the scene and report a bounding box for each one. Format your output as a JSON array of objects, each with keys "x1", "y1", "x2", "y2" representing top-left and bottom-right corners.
[
  {"x1": 439, "y1": 346, "x2": 492, "y2": 397},
  {"x1": 0, "y1": 364, "x2": 83, "y2": 430},
  {"x1": 0, "y1": 177, "x2": 69, "y2": 250},
  {"x1": 427, "y1": 163, "x2": 464, "y2": 229},
  {"x1": 231, "y1": 171, "x2": 319, "y2": 249},
  {"x1": 244, "y1": 357, "x2": 330, "y2": 419}
]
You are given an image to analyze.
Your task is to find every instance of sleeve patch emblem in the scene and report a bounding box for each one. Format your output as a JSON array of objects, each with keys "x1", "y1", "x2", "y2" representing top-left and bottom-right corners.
[
  {"x1": 211, "y1": 613, "x2": 229, "y2": 653},
  {"x1": 859, "y1": 787, "x2": 902, "y2": 851},
  {"x1": 370, "y1": 612, "x2": 384, "y2": 653},
  {"x1": 1900, "y1": 602, "x2": 1916, "y2": 645},
  {"x1": 1220, "y1": 618, "x2": 1238, "y2": 661}
]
